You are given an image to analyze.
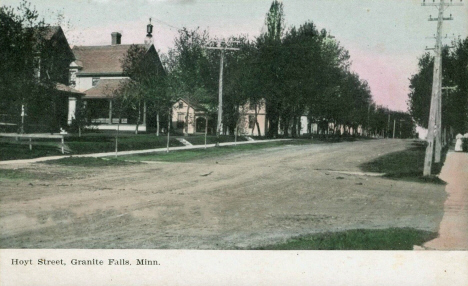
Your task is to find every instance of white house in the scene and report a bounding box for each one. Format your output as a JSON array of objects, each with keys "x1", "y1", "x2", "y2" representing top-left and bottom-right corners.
[{"x1": 68, "y1": 21, "x2": 165, "y2": 132}]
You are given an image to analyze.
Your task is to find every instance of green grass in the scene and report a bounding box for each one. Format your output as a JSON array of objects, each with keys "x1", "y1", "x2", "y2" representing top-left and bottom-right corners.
[
  {"x1": 253, "y1": 228, "x2": 438, "y2": 250},
  {"x1": 119, "y1": 139, "x2": 309, "y2": 162},
  {"x1": 0, "y1": 142, "x2": 62, "y2": 160},
  {"x1": 360, "y1": 140, "x2": 447, "y2": 184},
  {"x1": 66, "y1": 134, "x2": 183, "y2": 154},
  {"x1": 43, "y1": 157, "x2": 141, "y2": 167},
  {"x1": 0, "y1": 135, "x2": 184, "y2": 160},
  {"x1": 0, "y1": 169, "x2": 35, "y2": 181},
  {"x1": 184, "y1": 135, "x2": 248, "y2": 145}
]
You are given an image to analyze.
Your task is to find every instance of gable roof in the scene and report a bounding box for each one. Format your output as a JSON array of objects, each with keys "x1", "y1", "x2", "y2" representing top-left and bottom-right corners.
[
  {"x1": 83, "y1": 78, "x2": 130, "y2": 99},
  {"x1": 176, "y1": 97, "x2": 208, "y2": 112},
  {"x1": 55, "y1": 83, "x2": 85, "y2": 95},
  {"x1": 72, "y1": 44, "x2": 147, "y2": 75},
  {"x1": 38, "y1": 26, "x2": 61, "y2": 41},
  {"x1": 29, "y1": 26, "x2": 74, "y2": 59}
]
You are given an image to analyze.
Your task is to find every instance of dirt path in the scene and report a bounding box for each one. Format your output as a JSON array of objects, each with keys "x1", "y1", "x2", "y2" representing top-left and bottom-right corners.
[
  {"x1": 423, "y1": 151, "x2": 468, "y2": 250},
  {"x1": 0, "y1": 139, "x2": 446, "y2": 249}
]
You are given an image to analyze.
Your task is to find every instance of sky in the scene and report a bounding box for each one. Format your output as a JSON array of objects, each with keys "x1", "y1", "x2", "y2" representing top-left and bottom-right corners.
[{"x1": 3, "y1": 0, "x2": 468, "y2": 112}]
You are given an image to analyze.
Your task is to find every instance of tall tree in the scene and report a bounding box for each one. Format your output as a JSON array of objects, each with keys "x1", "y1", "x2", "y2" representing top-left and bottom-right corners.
[
  {"x1": 164, "y1": 28, "x2": 217, "y2": 136},
  {"x1": 256, "y1": 0, "x2": 286, "y2": 137},
  {"x1": 0, "y1": 1, "x2": 54, "y2": 132},
  {"x1": 408, "y1": 38, "x2": 468, "y2": 135},
  {"x1": 121, "y1": 44, "x2": 168, "y2": 135}
]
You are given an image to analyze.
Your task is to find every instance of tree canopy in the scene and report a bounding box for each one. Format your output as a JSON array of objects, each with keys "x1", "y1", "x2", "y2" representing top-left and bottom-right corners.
[{"x1": 408, "y1": 37, "x2": 468, "y2": 134}]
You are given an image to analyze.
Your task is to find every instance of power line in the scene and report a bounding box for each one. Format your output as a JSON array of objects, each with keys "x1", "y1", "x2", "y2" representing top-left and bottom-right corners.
[{"x1": 152, "y1": 18, "x2": 181, "y2": 31}]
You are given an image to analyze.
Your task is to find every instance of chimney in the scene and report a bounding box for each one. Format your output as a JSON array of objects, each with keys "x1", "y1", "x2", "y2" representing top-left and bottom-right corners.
[{"x1": 111, "y1": 32, "x2": 121, "y2": 45}]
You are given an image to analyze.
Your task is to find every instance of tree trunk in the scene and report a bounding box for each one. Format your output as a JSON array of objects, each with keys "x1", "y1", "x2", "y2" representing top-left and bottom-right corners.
[
  {"x1": 255, "y1": 105, "x2": 261, "y2": 137},
  {"x1": 184, "y1": 103, "x2": 190, "y2": 136},
  {"x1": 156, "y1": 111, "x2": 160, "y2": 136},
  {"x1": 204, "y1": 116, "x2": 208, "y2": 149},
  {"x1": 115, "y1": 113, "x2": 122, "y2": 158},
  {"x1": 135, "y1": 100, "x2": 141, "y2": 135},
  {"x1": 167, "y1": 110, "x2": 171, "y2": 153},
  {"x1": 292, "y1": 116, "x2": 297, "y2": 138},
  {"x1": 284, "y1": 118, "x2": 289, "y2": 137}
]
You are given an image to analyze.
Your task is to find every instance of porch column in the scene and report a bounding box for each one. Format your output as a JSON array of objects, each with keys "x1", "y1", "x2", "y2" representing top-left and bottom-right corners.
[
  {"x1": 68, "y1": 97, "x2": 77, "y2": 125},
  {"x1": 109, "y1": 99, "x2": 113, "y2": 124}
]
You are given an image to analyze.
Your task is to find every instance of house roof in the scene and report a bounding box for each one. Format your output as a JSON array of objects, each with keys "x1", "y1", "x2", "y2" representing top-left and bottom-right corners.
[
  {"x1": 39, "y1": 26, "x2": 61, "y2": 41},
  {"x1": 177, "y1": 98, "x2": 208, "y2": 112},
  {"x1": 28, "y1": 26, "x2": 74, "y2": 60},
  {"x1": 83, "y1": 78, "x2": 130, "y2": 99},
  {"x1": 55, "y1": 83, "x2": 85, "y2": 95},
  {"x1": 72, "y1": 44, "x2": 146, "y2": 75}
]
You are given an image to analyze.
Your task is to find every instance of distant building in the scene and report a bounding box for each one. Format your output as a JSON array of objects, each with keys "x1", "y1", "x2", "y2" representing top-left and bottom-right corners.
[
  {"x1": 171, "y1": 98, "x2": 209, "y2": 134},
  {"x1": 68, "y1": 21, "x2": 165, "y2": 132},
  {"x1": 238, "y1": 100, "x2": 267, "y2": 136}
]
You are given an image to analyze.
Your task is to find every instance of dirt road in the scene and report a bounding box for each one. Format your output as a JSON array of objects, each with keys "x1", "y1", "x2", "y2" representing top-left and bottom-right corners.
[{"x1": 0, "y1": 139, "x2": 446, "y2": 249}]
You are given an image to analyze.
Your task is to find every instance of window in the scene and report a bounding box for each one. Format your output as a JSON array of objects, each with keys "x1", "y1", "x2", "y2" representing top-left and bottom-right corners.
[
  {"x1": 177, "y1": 113, "x2": 184, "y2": 128},
  {"x1": 177, "y1": 113, "x2": 184, "y2": 122},
  {"x1": 69, "y1": 69, "x2": 77, "y2": 87},
  {"x1": 92, "y1": 77, "x2": 100, "y2": 87},
  {"x1": 249, "y1": 103, "x2": 256, "y2": 111},
  {"x1": 178, "y1": 102, "x2": 184, "y2": 109}
]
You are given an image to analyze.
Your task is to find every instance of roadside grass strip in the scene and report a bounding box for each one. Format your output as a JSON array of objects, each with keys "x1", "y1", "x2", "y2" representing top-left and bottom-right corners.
[
  {"x1": 0, "y1": 168, "x2": 36, "y2": 181},
  {"x1": 0, "y1": 142, "x2": 62, "y2": 160},
  {"x1": 360, "y1": 140, "x2": 447, "y2": 184},
  {"x1": 117, "y1": 140, "x2": 310, "y2": 162},
  {"x1": 43, "y1": 157, "x2": 141, "y2": 167},
  {"x1": 253, "y1": 228, "x2": 438, "y2": 250}
]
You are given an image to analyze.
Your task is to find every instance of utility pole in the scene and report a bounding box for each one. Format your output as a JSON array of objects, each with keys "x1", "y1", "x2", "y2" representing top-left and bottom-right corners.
[
  {"x1": 421, "y1": 0, "x2": 463, "y2": 176},
  {"x1": 205, "y1": 42, "x2": 239, "y2": 145}
]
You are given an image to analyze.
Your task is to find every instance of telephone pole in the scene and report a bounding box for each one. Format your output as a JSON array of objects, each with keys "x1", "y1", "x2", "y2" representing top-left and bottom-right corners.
[
  {"x1": 421, "y1": 0, "x2": 463, "y2": 176},
  {"x1": 205, "y1": 42, "x2": 239, "y2": 144}
]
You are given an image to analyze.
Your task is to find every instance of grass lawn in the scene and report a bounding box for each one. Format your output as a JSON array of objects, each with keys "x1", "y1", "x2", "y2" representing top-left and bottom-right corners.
[
  {"x1": 43, "y1": 157, "x2": 141, "y2": 167},
  {"x1": 184, "y1": 135, "x2": 248, "y2": 145},
  {"x1": 360, "y1": 140, "x2": 447, "y2": 184},
  {"x1": 253, "y1": 228, "x2": 438, "y2": 250},
  {"x1": 0, "y1": 168, "x2": 36, "y2": 181},
  {"x1": 0, "y1": 142, "x2": 62, "y2": 160},
  {"x1": 65, "y1": 134, "x2": 184, "y2": 154},
  {"x1": 117, "y1": 139, "x2": 309, "y2": 162},
  {"x1": 0, "y1": 134, "x2": 184, "y2": 160}
]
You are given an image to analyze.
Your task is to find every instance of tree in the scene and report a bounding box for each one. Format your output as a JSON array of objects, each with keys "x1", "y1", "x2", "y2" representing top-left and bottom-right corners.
[
  {"x1": 408, "y1": 38, "x2": 468, "y2": 135},
  {"x1": 221, "y1": 36, "x2": 259, "y2": 135},
  {"x1": 164, "y1": 28, "x2": 218, "y2": 136},
  {"x1": 0, "y1": 1, "x2": 52, "y2": 132},
  {"x1": 256, "y1": 0, "x2": 286, "y2": 137},
  {"x1": 121, "y1": 44, "x2": 168, "y2": 135}
]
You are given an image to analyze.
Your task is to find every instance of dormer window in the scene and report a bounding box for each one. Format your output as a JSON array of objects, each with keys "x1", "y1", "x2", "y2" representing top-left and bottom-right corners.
[
  {"x1": 69, "y1": 69, "x2": 77, "y2": 87},
  {"x1": 92, "y1": 77, "x2": 100, "y2": 87}
]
